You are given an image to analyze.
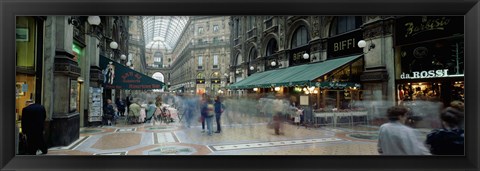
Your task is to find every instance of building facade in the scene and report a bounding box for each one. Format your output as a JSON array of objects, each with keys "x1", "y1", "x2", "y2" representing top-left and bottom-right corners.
[
  {"x1": 229, "y1": 16, "x2": 396, "y2": 108},
  {"x1": 393, "y1": 16, "x2": 464, "y2": 105},
  {"x1": 169, "y1": 16, "x2": 231, "y2": 95},
  {"x1": 15, "y1": 16, "x2": 129, "y2": 149}
]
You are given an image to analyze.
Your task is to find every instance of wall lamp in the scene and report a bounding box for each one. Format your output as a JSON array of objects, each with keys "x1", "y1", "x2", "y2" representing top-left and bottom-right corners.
[
  {"x1": 358, "y1": 40, "x2": 375, "y2": 52},
  {"x1": 303, "y1": 53, "x2": 309, "y2": 59},
  {"x1": 68, "y1": 16, "x2": 118, "y2": 49}
]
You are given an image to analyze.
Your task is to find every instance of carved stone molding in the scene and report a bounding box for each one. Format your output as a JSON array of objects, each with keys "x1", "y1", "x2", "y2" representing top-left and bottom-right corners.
[
  {"x1": 89, "y1": 66, "x2": 104, "y2": 83},
  {"x1": 360, "y1": 70, "x2": 389, "y2": 82},
  {"x1": 363, "y1": 18, "x2": 395, "y2": 39},
  {"x1": 54, "y1": 54, "x2": 81, "y2": 77}
]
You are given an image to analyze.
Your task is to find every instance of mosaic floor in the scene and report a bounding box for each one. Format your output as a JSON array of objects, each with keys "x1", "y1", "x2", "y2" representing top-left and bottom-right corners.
[{"x1": 46, "y1": 108, "x2": 390, "y2": 155}]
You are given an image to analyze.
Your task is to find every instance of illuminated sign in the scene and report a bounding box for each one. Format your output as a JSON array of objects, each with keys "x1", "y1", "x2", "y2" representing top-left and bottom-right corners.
[
  {"x1": 327, "y1": 30, "x2": 363, "y2": 58},
  {"x1": 400, "y1": 69, "x2": 449, "y2": 79}
]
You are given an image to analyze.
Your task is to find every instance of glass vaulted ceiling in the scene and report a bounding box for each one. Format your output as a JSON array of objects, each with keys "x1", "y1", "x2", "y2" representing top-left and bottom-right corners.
[{"x1": 143, "y1": 16, "x2": 189, "y2": 50}]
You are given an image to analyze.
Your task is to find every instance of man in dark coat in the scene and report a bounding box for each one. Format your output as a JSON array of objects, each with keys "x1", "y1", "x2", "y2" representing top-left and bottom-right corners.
[{"x1": 21, "y1": 100, "x2": 47, "y2": 155}]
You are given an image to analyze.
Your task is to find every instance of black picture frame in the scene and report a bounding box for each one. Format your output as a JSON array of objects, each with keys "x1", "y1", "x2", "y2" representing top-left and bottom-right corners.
[{"x1": 1, "y1": 0, "x2": 479, "y2": 171}]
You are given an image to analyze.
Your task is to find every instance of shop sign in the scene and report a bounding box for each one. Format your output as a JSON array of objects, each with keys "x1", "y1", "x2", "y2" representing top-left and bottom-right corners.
[
  {"x1": 327, "y1": 30, "x2": 363, "y2": 58},
  {"x1": 211, "y1": 79, "x2": 221, "y2": 84},
  {"x1": 319, "y1": 82, "x2": 361, "y2": 89},
  {"x1": 289, "y1": 45, "x2": 310, "y2": 66},
  {"x1": 400, "y1": 69, "x2": 449, "y2": 79},
  {"x1": 196, "y1": 79, "x2": 205, "y2": 84},
  {"x1": 395, "y1": 16, "x2": 464, "y2": 46}
]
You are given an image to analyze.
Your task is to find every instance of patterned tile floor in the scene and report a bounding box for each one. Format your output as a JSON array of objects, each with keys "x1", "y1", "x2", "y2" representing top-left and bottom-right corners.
[{"x1": 46, "y1": 108, "x2": 423, "y2": 155}]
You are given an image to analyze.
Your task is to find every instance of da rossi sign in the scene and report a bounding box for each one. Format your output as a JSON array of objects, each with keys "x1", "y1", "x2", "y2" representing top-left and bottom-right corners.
[
  {"x1": 400, "y1": 69, "x2": 449, "y2": 79},
  {"x1": 100, "y1": 55, "x2": 165, "y2": 90}
]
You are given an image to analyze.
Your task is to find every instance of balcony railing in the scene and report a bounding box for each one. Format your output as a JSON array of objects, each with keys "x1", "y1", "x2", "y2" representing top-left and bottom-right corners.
[
  {"x1": 247, "y1": 28, "x2": 257, "y2": 39},
  {"x1": 265, "y1": 18, "x2": 273, "y2": 29}
]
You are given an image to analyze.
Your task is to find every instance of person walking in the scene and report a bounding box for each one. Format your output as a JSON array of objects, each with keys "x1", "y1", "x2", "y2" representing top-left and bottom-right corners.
[
  {"x1": 425, "y1": 107, "x2": 464, "y2": 155},
  {"x1": 21, "y1": 100, "x2": 48, "y2": 155},
  {"x1": 125, "y1": 94, "x2": 132, "y2": 115},
  {"x1": 214, "y1": 96, "x2": 225, "y2": 133},
  {"x1": 200, "y1": 94, "x2": 207, "y2": 132},
  {"x1": 377, "y1": 106, "x2": 431, "y2": 155}
]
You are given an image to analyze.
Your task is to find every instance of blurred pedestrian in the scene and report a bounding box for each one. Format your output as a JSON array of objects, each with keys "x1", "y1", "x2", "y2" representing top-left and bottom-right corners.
[
  {"x1": 200, "y1": 96, "x2": 215, "y2": 135},
  {"x1": 115, "y1": 97, "x2": 125, "y2": 116},
  {"x1": 214, "y1": 96, "x2": 226, "y2": 133},
  {"x1": 21, "y1": 100, "x2": 47, "y2": 155},
  {"x1": 272, "y1": 112, "x2": 284, "y2": 135},
  {"x1": 183, "y1": 94, "x2": 195, "y2": 128},
  {"x1": 145, "y1": 101, "x2": 157, "y2": 123},
  {"x1": 128, "y1": 98, "x2": 141, "y2": 124},
  {"x1": 103, "y1": 99, "x2": 116, "y2": 126},
  {"x1": 125, "y1": 94, "x2": 132, "y2": 115},
  {"x1": 377, "y1": 106, "x2": 430, "y2": 155},
  {"x1": 425, "y1": 107, "x2": 464, "y2": 155}
]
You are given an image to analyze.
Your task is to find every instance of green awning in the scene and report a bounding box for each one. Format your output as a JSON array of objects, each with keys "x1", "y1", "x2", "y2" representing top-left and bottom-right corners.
[
  {"x1": 100, "y1": 55, "x2": 165, "y2": 90},
  {"x1": 228, "y1": 54, "x2": 362, "y2": 89}
]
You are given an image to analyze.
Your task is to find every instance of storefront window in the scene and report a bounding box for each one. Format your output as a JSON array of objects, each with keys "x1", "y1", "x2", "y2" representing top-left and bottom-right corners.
[
  {"x1": 16, "y1": 16, "x2": 38, "y2": 125},
  {"x1": 399, "y1": 37, "x2": 464, "y2": 78}
]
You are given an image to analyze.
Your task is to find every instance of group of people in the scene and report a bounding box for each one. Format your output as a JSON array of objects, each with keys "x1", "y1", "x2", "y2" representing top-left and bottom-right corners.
[
  {"x1": 377, "y1": 100, "x2": 465, "y2": 155},
  {"x1": 199, "y1": 95, "x2": 225, "y2": 136}
]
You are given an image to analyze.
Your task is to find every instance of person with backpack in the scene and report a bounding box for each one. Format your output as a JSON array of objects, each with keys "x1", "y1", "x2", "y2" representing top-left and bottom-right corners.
[{"x1": 426, "y1": 106, "x2": 464, "y2": 155}]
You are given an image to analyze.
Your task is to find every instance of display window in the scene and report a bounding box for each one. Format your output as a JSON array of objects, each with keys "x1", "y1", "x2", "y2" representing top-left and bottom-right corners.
[{"x1": 396, "y1": 80, "x2": 464, "y2": 104}]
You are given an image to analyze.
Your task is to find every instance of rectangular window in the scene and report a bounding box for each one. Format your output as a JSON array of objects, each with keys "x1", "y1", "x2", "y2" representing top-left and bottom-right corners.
[
  {"x1": 235, "y1": 19, "x2": 240, "y2": 38},
  {"x1": 198, "y1": 56, "x2": 203, "y2": 69},
  {"x1": 213, "y1": 25, "x2": 219, "y2": 32},
  {"x1": 249, "y1": 16, "x2": 256, "y2": 29},
  {"x1": 198, "y1": 27, "x2": 204, "y2": 34},
  {"x1": 213, "y1": 55, "x2": 219, "y2": 68}
]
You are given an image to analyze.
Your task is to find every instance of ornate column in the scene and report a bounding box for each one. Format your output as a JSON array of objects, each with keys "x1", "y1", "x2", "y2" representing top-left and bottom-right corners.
[{"x1": 50, "y1": 16, "x2": 81, "y2": 147}]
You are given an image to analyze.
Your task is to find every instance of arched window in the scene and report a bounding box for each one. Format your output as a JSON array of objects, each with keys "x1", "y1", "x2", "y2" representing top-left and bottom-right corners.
[
  {"x1": 266, "y1": 38, "x2": 278, "y2": 56},
  {"x1": 291, "y1": 26, "x2": 309, "y2": 48},
  {"x1": 235, "y1": 54, "x2": 243, "y2": 66},
  {"x1": 197, "y1": 72, "x2": 205, "y2": 79},
  {"x1": 330, "y1": 16, "x2": 362, "y2": 36},
  {"x1": 249, "y1": 47, "x2": 258, "y2": 61}
]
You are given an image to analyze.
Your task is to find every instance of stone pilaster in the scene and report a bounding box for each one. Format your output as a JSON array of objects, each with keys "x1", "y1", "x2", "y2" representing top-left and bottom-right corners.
[
  {"x1": 50, "y1": 16, "x2": 80, "y2": 147},
  {"x1": 360, "y1": 17, "x2": 396, "y2": 101}
]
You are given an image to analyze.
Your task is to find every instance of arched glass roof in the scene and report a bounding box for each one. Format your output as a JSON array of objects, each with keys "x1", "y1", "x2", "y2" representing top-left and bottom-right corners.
[{"x1": 143, "y1": 16, "x2": 189, "y2": 50}]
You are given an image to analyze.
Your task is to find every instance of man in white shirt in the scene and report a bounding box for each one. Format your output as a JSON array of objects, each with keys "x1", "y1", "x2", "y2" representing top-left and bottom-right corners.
[{"x1": 377, "y1": 106, "x2": 431, "y2": 155}]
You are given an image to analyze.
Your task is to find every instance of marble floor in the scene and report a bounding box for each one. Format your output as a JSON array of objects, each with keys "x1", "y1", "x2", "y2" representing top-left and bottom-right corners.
[{"x1": 46, "y1": 108, "x2": 389, "y2": 155}]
